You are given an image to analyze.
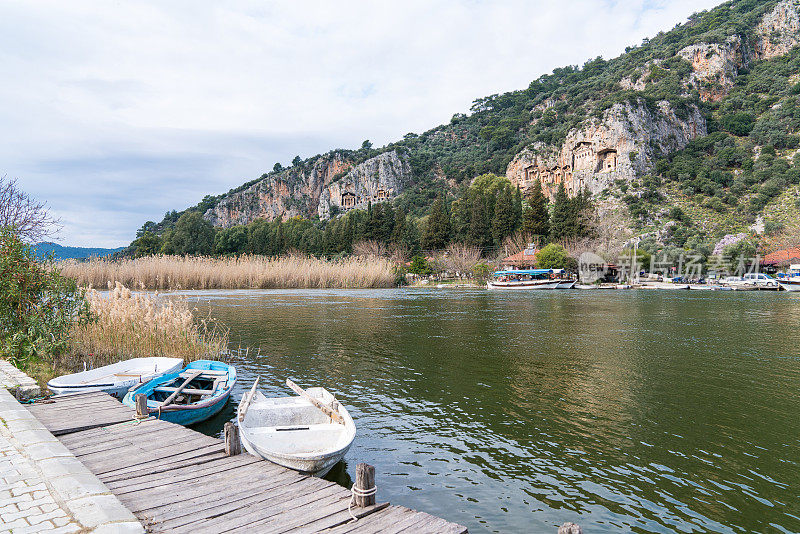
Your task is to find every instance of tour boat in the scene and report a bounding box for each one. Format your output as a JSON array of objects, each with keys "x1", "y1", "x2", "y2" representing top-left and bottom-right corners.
[
  {"x1": 237, "y1": 378, "x2": 356, "y2": 477},
  {"x1": 47, "y1": 357, "x2": 183, "y2": 398},
  {"x1": 487, "y1": 269, "x2": 574, "y2": 290},
  {"x1": 778, "y1": 277, "x2": 800, "y2": 291},
  {"x1": 122, "y1": 360, "x2": 236, "y2": 426}
]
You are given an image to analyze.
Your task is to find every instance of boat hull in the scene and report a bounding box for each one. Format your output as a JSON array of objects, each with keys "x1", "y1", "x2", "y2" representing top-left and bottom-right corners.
[
  {"x1": 778, "y1": 279, "x2": 800, "y2": 292},
  {"x1": 47, "y1": 357, "x2": 183, "y2": 398},
  {"x1": 122, "y1": 360, "x2": 236, "y2": 426},
  {"x1": 240, "y1": 430, "x2": 350, "y2": 477},
  {"x1": 556, "y1": 280, "x2": 576, "y2": 289},
  {"x1": 238, "y1": 388, "x2": 356, "y2": 477},
  {"x1": 487, "y1": 280, "x2": 561, "y2": 290}
]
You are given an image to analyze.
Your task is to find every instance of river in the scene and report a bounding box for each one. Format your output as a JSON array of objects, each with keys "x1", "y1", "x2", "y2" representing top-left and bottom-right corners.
[{"x1": 178, "y1": 288, "x2": 800, "y2": 533}]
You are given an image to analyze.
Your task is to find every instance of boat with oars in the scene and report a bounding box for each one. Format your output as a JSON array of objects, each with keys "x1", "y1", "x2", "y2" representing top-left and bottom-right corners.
[
  {"x1": 237, "y1": 378, "x2": 356, "y2": 477},
  {"x1": 123, "y1": 360, "x2": 236, "y2": 426},
  {"x1": 47, "y1": 357, "x2": 184, "y2": 398}
]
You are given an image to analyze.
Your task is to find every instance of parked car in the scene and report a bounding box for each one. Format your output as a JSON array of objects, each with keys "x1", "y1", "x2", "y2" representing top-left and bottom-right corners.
[{"x1": 742, "y1": 273, "x2": 778, "y2": 287}]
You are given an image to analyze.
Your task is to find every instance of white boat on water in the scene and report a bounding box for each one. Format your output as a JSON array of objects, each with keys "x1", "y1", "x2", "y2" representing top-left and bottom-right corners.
[
  {"x1": 487, "y1": 269, "x2": 573, "y2": 290},
  {"x1": 778, "y1": 277, "x2": 800, "y2": 291},
  {"x1": 47, "y1": 357, "x2": 184, "y2": 398},
  {"x1": 238, "y1": 378, "x2": 356, "y2": 477}
]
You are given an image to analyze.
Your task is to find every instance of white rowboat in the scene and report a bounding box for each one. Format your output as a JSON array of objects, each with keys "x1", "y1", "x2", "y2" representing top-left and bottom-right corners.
[
  {"x1": 238, "y1": 378, "x2": 356, "y2": 476},
  {"x1": 47, "y1": 357, "x2": 183, "y2": 398}
]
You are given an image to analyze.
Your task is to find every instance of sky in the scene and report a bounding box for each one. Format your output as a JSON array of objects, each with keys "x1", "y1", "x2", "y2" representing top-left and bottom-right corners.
[{"x1": 0, "y1": 0, "x2": 724, "y2": 247}]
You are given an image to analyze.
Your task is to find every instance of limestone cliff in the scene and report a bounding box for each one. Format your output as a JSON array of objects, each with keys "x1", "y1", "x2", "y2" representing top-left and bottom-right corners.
[
  {"x1": 204, "y1": 150, "x2": 412, "y2": 227},
  {"x1": 317, "y1": 151, "x2": 412, "y2": 219},
  {"x1": 506, "y1": 100, "x2": 706, "y2": 200}
]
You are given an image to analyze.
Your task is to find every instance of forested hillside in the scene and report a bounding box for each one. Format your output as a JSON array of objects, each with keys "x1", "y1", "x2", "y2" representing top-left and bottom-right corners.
[{"x1": 129, "y1": 0, "x2": 800, "y2": 262}]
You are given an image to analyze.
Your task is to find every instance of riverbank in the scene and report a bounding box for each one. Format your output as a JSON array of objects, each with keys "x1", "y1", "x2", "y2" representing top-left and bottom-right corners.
[
  {"x1": 60, "y1": 254, "x2": 397, "y2": 290},
  {"x1": 13, "y1": 283, "x2": 228, "y2": 389}
]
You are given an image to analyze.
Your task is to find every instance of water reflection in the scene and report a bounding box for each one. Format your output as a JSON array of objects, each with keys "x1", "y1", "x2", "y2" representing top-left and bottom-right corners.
[{"x1": 174, "y1": 289, "x2": 800, "y2": 533}]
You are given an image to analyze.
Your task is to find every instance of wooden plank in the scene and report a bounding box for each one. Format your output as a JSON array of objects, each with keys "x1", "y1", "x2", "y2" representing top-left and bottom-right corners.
[
  {"x1": 120, "y1": 461, "x2": 300, "y2": 509},
  {"x1": 153, "y1": 387, "x2": 216, "y2": 396},
  {"x1": 89, "y1": 442, "x2": 225, "y2": 477},
  {"x1": 321, "y1": 506, "x2": 413, "y2": 534},
  {"x1": 246, "y1": 493, "x2": 356, "y2": 533},
  {"x1": 290, "y1": 502, "x2": 391, "y2": 534},
  {"x1": 99, "y1": 450, "x2": 232, "y2": 484},
  {"x1": 106, "y1": 455, "x2": 261, "y2": 492},
  {"x1": 142, "y1": 471, "x2": 312, "y2": 529},
  {"x1": 75, "y1": 430, "x2": 220, "y2": 463},
  {"x1": 170, "y1": 481, "x2": 345, "y2": 534},
  {"x1": 160, "y1": 370, "x2": 202, "y2": 408},
  {"x1": 286, "y1": 379, "x2": 343, "y2": 424},
  {"x1": 58, "y1": 417, "x2": 165, "y2": 445},
  {"x1": 35, "y1": 411, "x2": 135, "y2": 435}
]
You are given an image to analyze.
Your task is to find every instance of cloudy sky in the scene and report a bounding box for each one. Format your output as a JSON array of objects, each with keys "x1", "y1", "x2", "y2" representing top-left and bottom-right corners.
[{"x1": 0, "y1": 0, "x2": 724, "y2": 247}]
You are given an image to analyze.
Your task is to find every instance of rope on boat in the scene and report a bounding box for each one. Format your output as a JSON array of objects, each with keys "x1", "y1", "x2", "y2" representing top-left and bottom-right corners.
[{"x1": 347, "y1": 483, "x2": 378, "y2": 522}]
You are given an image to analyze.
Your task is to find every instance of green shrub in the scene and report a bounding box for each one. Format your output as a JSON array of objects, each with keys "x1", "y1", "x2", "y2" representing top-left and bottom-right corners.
[
  {"x1": 535, "y1": 243, "x2": 571, "y2": 270},
  {"x1": 0, "y1": 229, "x2": 91, "y2": 368}
]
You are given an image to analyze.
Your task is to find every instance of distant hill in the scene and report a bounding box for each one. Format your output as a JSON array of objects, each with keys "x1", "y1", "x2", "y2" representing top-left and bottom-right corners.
[{"x1": 33, "y1": 242, "x2": 124, "y2": 261}]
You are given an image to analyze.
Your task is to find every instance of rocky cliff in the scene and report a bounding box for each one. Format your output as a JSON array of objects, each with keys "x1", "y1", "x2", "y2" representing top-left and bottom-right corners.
[
  {"x1": 506, "y1": 100, "x2": 706, "y2": 200},
  {"x1": 204, "y1": 150, "x2": 412, "y2": 227}
]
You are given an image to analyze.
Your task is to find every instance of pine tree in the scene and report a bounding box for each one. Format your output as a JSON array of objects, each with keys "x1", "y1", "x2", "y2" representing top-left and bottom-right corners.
[
  {"x1": 523, "y1": 179, "x2": 550, "y2": 239},
  {"x1": 422, "y1": 197, "x2": 451, "y2": 250},
  {"x1": 391, "y1": 208, "x2": 407, "y2": 243},
  {"x1": 491, "y1": 185, "x2": 516, "y2": 245},
  {"x1": 549, "y1": 182, "x2": 574, "y2": 241},
  {"x1": 513, "y1": 186, "x2": 523, "y2": 230},
  {"x1": 468, "y1": 194, "x2": 491, "y2": 249}
]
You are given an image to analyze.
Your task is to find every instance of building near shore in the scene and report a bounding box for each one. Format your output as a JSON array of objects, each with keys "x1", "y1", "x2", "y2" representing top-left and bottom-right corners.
[
  {"x1": 761, "y1": 248, "x2": 800, "y2": 273},
  {"x1": 501, "y1": 245, "x2": 538, "y2": 270}
]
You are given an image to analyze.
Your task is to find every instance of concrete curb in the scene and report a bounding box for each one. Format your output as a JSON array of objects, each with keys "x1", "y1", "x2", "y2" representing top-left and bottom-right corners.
[
  {"x1": 0, "y1": 388, "x2": 144, "y2": 533},
  {"x1": 0, "y1": 360, "x2": 41, "y2": 400}
]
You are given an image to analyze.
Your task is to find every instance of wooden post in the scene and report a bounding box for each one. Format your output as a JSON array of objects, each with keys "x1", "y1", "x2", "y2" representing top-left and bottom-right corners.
[
  {"x1": 134, "y1": 393, "x2": 148, "y2": 420},
  {"x1": 354, "y1": 463, "x2": 376, "y2": 507},
  {"x1": 558, "y1": 522, "x2": 582, "y2": 534},
  {"x1": 225, "y1": 421, "x2": 241, "y2": 456}
]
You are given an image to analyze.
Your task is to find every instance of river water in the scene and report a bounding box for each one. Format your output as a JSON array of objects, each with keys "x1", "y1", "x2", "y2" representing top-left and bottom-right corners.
[{"x1": 180, "y1": 288, "x2": 800, "y2": 533}]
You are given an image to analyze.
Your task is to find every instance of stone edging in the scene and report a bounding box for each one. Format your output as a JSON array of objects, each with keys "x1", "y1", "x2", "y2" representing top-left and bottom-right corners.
[
  {"x1": 0, "y1": 360, "x2": 41, "y2": 400},
  {"x1": 0, "y1": 388, "x2": 144, "y2": 533}
]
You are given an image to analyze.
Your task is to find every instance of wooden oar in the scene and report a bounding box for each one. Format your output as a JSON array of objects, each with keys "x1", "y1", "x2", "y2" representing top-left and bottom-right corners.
[
  {"x1": 286, "y1": 378, "x2": 343, "y2": 425},
  {"x1": 238, "y1": 376, "x2": 260, "y2": 423},
  {"x1": 160, "y1": 370, "x2": 202, "y2": 408}
]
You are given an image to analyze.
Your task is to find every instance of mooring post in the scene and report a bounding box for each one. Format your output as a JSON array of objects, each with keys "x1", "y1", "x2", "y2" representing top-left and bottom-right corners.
[
  {"x1": 134, "y1": 393, "x2": 148, "y2": 420},
  {"x1": 354, "y1": 463, "x2": 376, "y2": 507},
  {"x1": 225, "y1": 421, "x2": 241, "y2": 456},
  {"x1": 558, "y1": 522, "x2": 583, "y2": 534}
]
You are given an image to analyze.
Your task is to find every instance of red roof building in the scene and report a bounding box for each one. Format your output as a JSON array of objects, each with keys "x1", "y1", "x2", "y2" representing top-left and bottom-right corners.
[
  {"x1": 501, "y1": 248, "x2": 538, "y2": 269},
  {"x1": 761, "y1": 248, "x2": 800, "y2": 268}
]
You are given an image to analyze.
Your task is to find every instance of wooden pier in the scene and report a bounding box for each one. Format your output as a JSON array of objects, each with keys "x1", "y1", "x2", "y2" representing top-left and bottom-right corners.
[{"x1": 25, "y1": 392, "x2": 468, "y2": 533}]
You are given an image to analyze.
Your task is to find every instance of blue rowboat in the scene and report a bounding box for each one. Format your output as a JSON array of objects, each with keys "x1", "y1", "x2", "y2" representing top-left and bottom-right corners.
[{"x1": 122, "y1": 360, "x2": 236, "y2": 426}]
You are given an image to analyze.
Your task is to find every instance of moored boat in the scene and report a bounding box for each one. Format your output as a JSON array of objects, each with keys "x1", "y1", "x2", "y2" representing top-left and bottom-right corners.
[
  {"x1": 778, "y1": 277, "x2": 800, "y2": 291},
  {"x1": 238, "y1": 378, "x2": 356, "y2": 477},
  {"x1": 47, "y1": 357, "x2": 183, "y2": 398},
  {"x1": 487, "y1": 269, "x2": 572, "y2": 290},
  {"x1": 122, "y1": 360, "x2": 236, "y2": 426}
]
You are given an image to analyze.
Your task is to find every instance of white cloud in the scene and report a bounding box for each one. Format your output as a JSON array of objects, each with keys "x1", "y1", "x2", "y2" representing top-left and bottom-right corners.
[{"x1": 0, "y1": 0, "x2": 723, "y2": 247}]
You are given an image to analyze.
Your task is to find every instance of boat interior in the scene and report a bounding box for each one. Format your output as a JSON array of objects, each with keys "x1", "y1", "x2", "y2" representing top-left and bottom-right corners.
[
  {"x1": 244, "y1": 393, "x2": 352, "y2": 454},
  {"x1": 150, "y1": 369, "x2": 229, "y2": 405}
]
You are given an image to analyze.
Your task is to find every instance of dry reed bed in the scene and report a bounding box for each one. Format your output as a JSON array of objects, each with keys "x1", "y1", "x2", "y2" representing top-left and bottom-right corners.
[
  {"x1": 60, "y1": 254, "x2": 397, "y2": 290},
  {"x1": 52, "y1": 283, "x2": 229, "y2": 375}
]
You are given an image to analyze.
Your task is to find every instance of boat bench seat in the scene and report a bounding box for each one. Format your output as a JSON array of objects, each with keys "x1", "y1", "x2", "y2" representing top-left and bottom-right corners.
[
  {"x1": 153, "y1": 387, "x2": 216, "y2": 396},
  {"x1": 245, "y1": 424, "x2": 348, "y2": 454}
]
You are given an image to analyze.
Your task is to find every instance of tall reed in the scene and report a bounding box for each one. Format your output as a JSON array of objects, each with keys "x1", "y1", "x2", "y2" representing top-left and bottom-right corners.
[
  {"x1": 60, "y1": 254, "x2": 397, "y2": 290},
  {"x1": 50, "y1": 283, "x2": 229, "y2": 376}
]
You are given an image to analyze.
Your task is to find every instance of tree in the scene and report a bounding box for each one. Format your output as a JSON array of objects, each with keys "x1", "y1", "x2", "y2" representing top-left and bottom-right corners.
[
  {"x1": 549, "y1": 183, "x2": 574, "y2": 241},
  {"x1": 361, "y1": 140, "x2": 373, "y2": 150},
  {"x1": 273, "y1": 162, "x2": 283, "y2": 173},
  {"x1": 132, "y1": 231, "x2": 162, "y2": 257},
  {"x1": 443, "y1": 243, "x2": 481, "y2": 278},
  {"x1": 292, "y1": 156, "x2": 302, "y2": 167},
  {"x1": 523, "y1": 179, "x2": 550, "y2": 239},
  {"x1": 468, "y1": 194, "x2": 491, "y2": 249},
  {"x1": 170, "y1": 212, "x2": 215, "y2": 255},
  {"x1": 408, "y1": 255, "x2": 432, "y2": 275},
  {"x1": 535, "y1": 243, "x2": 570, "y2": 269},
  {"x1": 422, "y1": 197, "x2": 451, "y2": 250},
  {"x1": 491, "y1": 185, "x2": 516, "y2": 245},
  {"x1": 0, "y1": 177, "x2": 59, "y2": 242}
]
